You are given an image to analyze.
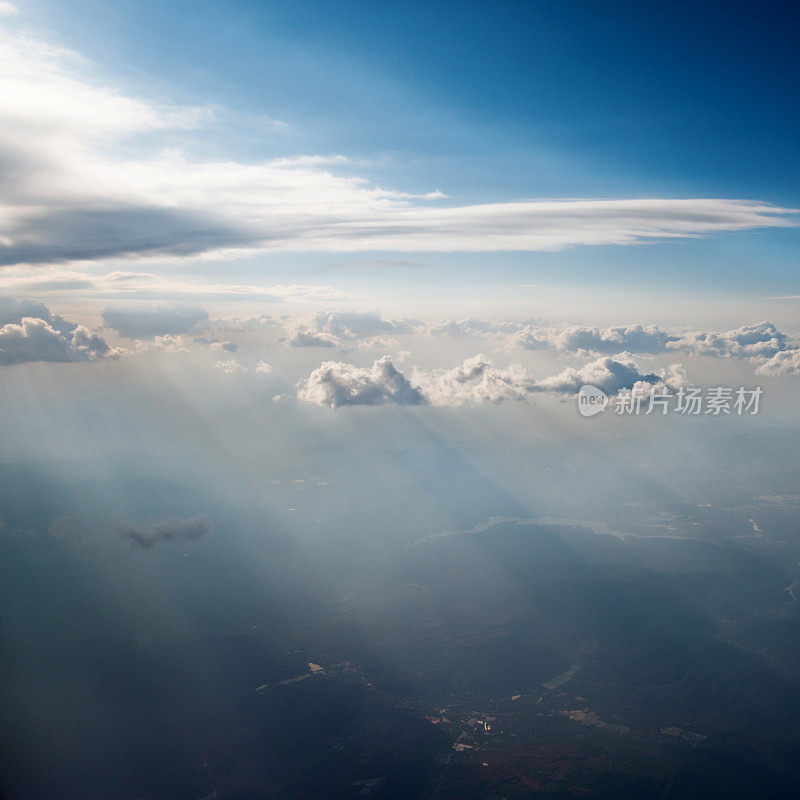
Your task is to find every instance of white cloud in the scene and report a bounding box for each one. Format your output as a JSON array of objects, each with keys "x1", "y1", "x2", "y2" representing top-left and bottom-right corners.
[
  {"x1": 755, "y1": 349, "x2": 800, "y2": 376},
  {"x1": 285, "y1": 311, "x2": 416, "y2": 348},
  {"x1": 289, "y1": 316, "x2": 800, "y2": 394},
  {"x1": 0, "y1": 316, "x2": 112, "y2": 364},
  {"x1": 0, "y1": 296, "x2": 115, "y2": 364},
  {"x1": 215, "y1": 359, "x2": 247, "y2": 374},
  {"x1": 0, "y1": 267, "x2": 347, "y2": 304},
  {"x1": 257, "y1": 115, "x2": 293, "y2": 134},
  {"x1": 666, "y1": 322, "x2": 789, "y2": 358},
  {"x1": 209, "y1": 340, "x2": 238, "y2": 353},
  {"x1": 150, "y1": 334, "x2": 189, "y2": 352},
  {"x1": 531, "y1": 353, "x2": 685, "y2": 395},
  {"x1": 411, "y1": 355, "x2": 532, "y2": 406},
  {"x1": 298, "y1": 356, "x2": 426, "y2": 408},
  {"x1": 425, "y1": 319, "x2": 799, "y2": 372},
  {"x1": 513, "y1": 320, "x2": 793, "y2": 360},
  {"x1": 299, "y1": 351, "x2": 684, "y2": 408},
  {"x1": 516, "y1": 323, "x2": 673, "y2": 354},
  {"x1": 0, "y1": 3, "x2": 18, "y2": 17},
  {"x1": 0, "y1": 23, "x2": 794, "y2": 269},
  {"x1": 255, "y1": 361, "x2": 273, "y2": 374},
  {"x1": 426, "y1": 318, "x2": 520, "y2": 338},
  {"x1": 287, "y1": 329, "x2": 339, "y2": 348},
  {"x1": 209, "y1": 314, "x2": 284, "y2": 331}
]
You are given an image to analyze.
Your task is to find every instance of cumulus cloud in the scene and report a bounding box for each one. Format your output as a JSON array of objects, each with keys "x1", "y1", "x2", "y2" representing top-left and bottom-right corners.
[
  {"x1": 119, "y1": 516, "x2": 212, "y2": 549},
  {"x1": 299, "y1": 352, "x2": 687, "y2": 408},
  {"x1": 286, "y1": 311, "x2": 416, "y2": 348},
  {"x1": 755, "y1": 349, "x2": 800, "y2": 377},
  {"x1": 531, "y1": 353, "x2": 685, "y2": 395},
  {"x1": 666, "y1": 322, "x2": 789, "y2": 358},
  {"x1": 151, "y1": 334, "x2": 190, "y2": 352},
  {"x1": 424, "y1": 318, "x2": 799, "y2": 372},
  {"x1": 287, "y1": 329, "x2": 339, "y2": 348},
  {"x1": 0, "y1": 23, "x2": 794, "y2": 269},
  {"x1": 0, "y1": 296, "x2": 113, "y2": 364},
  {"x1": 298, "y1": 356, "x2": 426, "y2": 408},
  {"x1": 101, "y1": 305, "x2": 209, "y2": 338},
  {"x1": 425, "y1": 318, "x2": 683, "y2": 354},
  {"x1": 255, "y1": 361, "x2": 273, "y2": 373},
  {"x1": 516, "y1": 323, "x2": 673, "y2": 354},
  {"x1": 0, "y1": 295, "x2": 75, "y2": 333},
  {"x1": 412, "y1": 355, "x2": 532, "y2": 405},
  {"x1": 426, "y1": 318, "x2": 519, "y2": 338}
]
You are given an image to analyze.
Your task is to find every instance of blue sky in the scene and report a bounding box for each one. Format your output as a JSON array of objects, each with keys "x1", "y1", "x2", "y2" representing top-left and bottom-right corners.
[
  {"x1": 28, "y1": 0, "x2": 798, "y2": 193},
  {"x1": 0, "y1": 0, "x2": 798, "y2": 309}
]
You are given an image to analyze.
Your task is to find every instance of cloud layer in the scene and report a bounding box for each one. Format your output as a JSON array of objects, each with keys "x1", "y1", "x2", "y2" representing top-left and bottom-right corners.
[
  {"x1": 516, "y1": 323, "x2": 673, "y2": 354},
  {"x1": 428, "y1": 317, "x2": 800, "y2": 371},
  {"x1": 0, "y1": 23, "x2": 795, "y2": 269},
  {"x1": 666, "y1": 323, "x2": 788, "y2": 358},
  {"x1": 531, "y1": 353, "x2": 685, "y2": 395},
  {"x1": 298, "y1": 352, "x2": 685, "y2": 408},
  {"x1": 286, "y1": 311, "x2": 415, "y2": 348}
]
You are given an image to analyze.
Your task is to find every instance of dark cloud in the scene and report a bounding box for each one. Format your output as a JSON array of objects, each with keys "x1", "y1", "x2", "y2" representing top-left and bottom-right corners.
[
  {"x1": 0, "y1": 206, "x2": 252, "y2": 268},
  {"x1": 102, "y1": 304, "x2": 210, "y2": 339},
  {"x1": 0, "y1": 295, "x2": 76, "y2": 335},
  {"x1": 119, "y1": 516, "x2": 212, "y2": 549}
]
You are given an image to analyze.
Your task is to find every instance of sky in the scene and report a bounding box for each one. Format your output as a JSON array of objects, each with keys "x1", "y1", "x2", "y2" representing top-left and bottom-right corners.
[
  {"x1": 2, "y1": 4, "x2": 800, "y2": 797},
  {"x1": 0, "y1": 0, "x2": 798, "y2": 411},
  {"x1": 0, "y1": 0, "x2": 798, "y2": 320}
]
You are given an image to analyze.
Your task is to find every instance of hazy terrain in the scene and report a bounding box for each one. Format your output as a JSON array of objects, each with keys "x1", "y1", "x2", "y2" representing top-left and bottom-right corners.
[{"x1": 2, "y1": 351, "x2": 800, "y2": 799}]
